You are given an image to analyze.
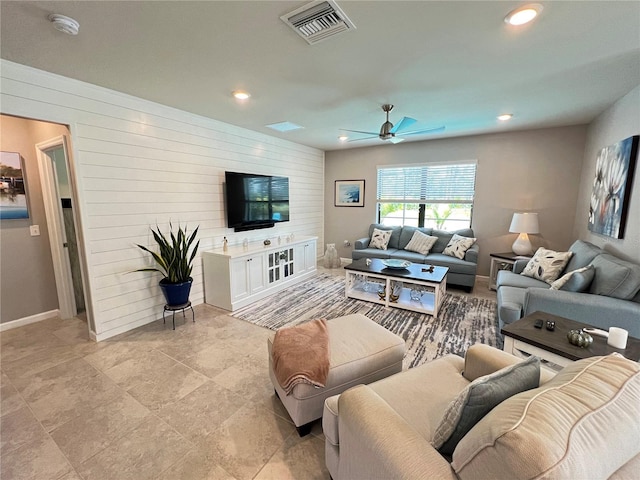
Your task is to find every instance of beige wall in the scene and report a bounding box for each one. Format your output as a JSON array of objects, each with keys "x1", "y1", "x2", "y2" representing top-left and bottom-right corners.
[
  {"x1": 0, "y1": 115, "x2": 69, "y2": 322},
  {"x1": 325, "y1": 125, "x2": 588, "y2": 276},
  {"x1": 574, "y1": 85, "x2": 640, "y2": 262}
]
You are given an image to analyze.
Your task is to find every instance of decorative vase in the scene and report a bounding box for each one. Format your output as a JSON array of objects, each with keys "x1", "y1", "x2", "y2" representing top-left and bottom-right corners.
[
  {"x1": 159, "y1": 277, "x2": 193, "y2": 306},
  {"x1": 567, "y1": 329, "x2": 593, "y2": 348},
  {"x1": 323, "y1": 243, "x2": 341, "y2": 268}
]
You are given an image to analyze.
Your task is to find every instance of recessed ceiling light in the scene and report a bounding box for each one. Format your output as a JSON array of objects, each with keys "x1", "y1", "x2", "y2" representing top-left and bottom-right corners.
[
  {"x1": 232, "y1": 90, "x2": 251, "y2": 100},
  {"x1": 504, "y1": 4, "x2": 543, "y2": 26},
  {"x1": 338, "y1": 135, "x2": 348, "y2": 142},
  {"x1": 498, "y1": 113, "x2": 513, "y2": 121},
  {"x1": 48, "y1": 14, "x2": 80, "y2": 35}
]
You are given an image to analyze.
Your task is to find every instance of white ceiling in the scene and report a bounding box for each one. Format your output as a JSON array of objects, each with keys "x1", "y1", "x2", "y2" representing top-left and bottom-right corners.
[{"x1": 1, "y1": 1, "x2": 639, "y2": 151}]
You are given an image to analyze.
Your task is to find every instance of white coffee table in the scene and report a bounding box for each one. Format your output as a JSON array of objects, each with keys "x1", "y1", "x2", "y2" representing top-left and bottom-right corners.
[{"x1": 344, "y1": 258, "x2": 449, "y2": 317}]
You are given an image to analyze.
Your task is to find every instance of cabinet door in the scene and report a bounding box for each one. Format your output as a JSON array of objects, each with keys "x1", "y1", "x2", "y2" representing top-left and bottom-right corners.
[
  {"x1": 248, "y1": 254, "x2": 266, "y2": 294},
  {"x1": 296, "y1": 240, "x2": 317, "y2": 274},
  {"x1": 230, "y1": 257, "x2": 251, "y2": 301}
]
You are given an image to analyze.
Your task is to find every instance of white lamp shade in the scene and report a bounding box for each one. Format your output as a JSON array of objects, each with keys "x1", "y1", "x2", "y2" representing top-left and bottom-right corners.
[
  {"x1": 509, "y1": 213, "x2": 539, "y2": 234},
  {"x1": 509, "y1": 212, "x2": 539, "y2": 255}
]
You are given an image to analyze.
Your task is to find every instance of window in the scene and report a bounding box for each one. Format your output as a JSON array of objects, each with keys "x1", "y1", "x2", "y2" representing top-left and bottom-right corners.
[{"x1": 376, "y1": 162, "x2": 477, "y2": 230}]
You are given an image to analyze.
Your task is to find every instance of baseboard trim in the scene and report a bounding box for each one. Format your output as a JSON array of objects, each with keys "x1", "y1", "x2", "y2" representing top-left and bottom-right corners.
[{"x1": 0, "y1": 309, "x2": 60, "y2": 332}]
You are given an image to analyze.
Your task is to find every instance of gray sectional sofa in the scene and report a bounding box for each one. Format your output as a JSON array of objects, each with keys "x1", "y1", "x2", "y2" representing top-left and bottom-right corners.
[
  {"x1": 497, "y1": 240, "x2": 640, "y2": 337},
  {"x1": 352, "y1": 224, "x2": 478, "y2": 291}
]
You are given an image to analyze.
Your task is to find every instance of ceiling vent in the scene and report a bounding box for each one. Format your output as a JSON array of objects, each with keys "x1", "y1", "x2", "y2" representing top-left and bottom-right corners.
[{"x1": 281, "y1": 0, "x2": 355, "y2": 45}]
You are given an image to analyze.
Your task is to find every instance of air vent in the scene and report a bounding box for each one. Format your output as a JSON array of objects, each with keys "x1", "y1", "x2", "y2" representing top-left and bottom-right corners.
[{"x1": 281, "y1": 0, "x2": 356, "y2": 45}]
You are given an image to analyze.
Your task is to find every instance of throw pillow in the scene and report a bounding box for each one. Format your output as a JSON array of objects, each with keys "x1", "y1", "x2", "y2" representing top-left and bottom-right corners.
[
  {"x1": 589, "y1": 253, "x2": 640, "y2": 300},
  {"x1": 405, "y1": 230, "x2": 438, "y2": 255},
  {"x1": 432, "y1": 355, "x2": 540, "y2": 456},
  {"x1": 442, "y1": 234, "x2": 476, "y2": 259},
  {"x1": 370, "y1": 228, "x2": 392, "y2": 250},
  {"x1": 550, "y1": 265, "x2": 595, "y2": 292},
  {"x1": 521, "y1": 247, "x2": 573, "y2": 284}
]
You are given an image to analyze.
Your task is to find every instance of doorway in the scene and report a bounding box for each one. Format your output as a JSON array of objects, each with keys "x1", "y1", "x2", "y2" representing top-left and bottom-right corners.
[{"x1": 36, "y1": 136, "x2": 87, "y2": 321}]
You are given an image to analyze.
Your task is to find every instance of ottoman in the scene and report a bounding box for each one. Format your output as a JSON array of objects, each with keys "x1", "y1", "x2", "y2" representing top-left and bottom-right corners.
[{"x1": 268, "y1": 313, "x2": 406, "y2": 436}]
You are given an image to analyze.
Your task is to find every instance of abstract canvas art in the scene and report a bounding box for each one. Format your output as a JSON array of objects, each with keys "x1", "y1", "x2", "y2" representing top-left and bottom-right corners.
[{"x1": 588, "y1": 135, "x2": 638, "y2": 238}]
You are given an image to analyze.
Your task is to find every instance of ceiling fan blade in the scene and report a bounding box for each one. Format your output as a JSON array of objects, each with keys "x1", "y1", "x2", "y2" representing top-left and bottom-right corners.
[
  {"x1": 388, "y1": 137, "x2": 405, "y2": 144},
  {"x1": 396, "y1": 126, "x2": 446, "y2": 136},
  {"x1": 347, "y1": 136, "x2": 378, "y2": 142},
  {"x1": 389, "y1": 117, "x2": 417, "y2": 134},
  {"x1": 340, "y1": 128, "x2": 380, "y2": 136}
]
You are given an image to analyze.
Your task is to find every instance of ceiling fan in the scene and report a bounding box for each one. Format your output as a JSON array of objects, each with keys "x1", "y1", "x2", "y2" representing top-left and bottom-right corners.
[{"x1": 341, "y1": 104, "x2": 445, "y2": 144}]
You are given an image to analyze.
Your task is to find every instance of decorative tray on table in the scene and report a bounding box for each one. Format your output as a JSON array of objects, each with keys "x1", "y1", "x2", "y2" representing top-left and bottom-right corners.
[{"x1": 381, "y1": 259, "x2": 411, "y2": 270}]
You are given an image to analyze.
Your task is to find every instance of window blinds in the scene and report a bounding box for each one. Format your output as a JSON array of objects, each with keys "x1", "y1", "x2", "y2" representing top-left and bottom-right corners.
[{"x1": 377, "y1": 162, "x2": 477, "y2": 203}]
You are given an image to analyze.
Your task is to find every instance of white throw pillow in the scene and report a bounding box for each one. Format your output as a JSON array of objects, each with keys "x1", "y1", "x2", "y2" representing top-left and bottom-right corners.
[
  {"x1": 521, "y1": 247, "x2": 573, "y2": 284},
  {"x1": 405, "y1": 231, "x2": 438, "y2": 255},
  {"x1": 370, "y1": 228, "x2": 392, "y2": 250},
  {"x1": 442, "y1": 234, "x2": 476, "y2": 259}
]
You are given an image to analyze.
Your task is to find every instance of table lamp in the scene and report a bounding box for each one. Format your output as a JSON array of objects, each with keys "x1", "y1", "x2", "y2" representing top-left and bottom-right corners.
[{"x1": 509, "y1": 212, "x2": 539, "y2": 255}]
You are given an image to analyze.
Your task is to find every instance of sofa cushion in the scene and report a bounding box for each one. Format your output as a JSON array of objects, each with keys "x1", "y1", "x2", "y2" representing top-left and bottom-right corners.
[
  {"x1": 405, "y1": 230, "x2": 438, "y2": 255},
  {"x1": 443, "y1": 234, "x2": 477, "y2": 259},
  {"x1": 368, "y1": 224, "x2": 401, "y2": 249},
  {"x1": 452, "y1": 354, "x2": 640, "y2": 480},
  {"x1": 550, "y1": 264, "x2": 595, "y2": 292},
  {"x1": 521, "y1": 247, "x2": 573, "y2": 284},
  {"x1": 391, "y1": 250, "x2": 433, "y2": 264},
  {"x1": 564, "y1": 239, "x2": 603, "y2": 272},
  {"x1": 370, "y1": 228, "x2": 392, "y2": 250},
  {"x1": 430, "y1": 228, "x2": 474, "y2": 254},
  {"x1": 496, "y1": 270, "x2": 549, "y2": 290},
  {"x1": 432, "y1": 355, "x2": 540, "y2": 456},
  {"x1": 589, "y1": 253, "x2": 640, "y2": 300},
  {"x1": 351, "y1": 247, "x2": 397, "y2": 261},
  {"x1": 398, "y1": 226, "x2": 433, "y2": 250},
  {"x1": 424, "y1": 253, "x2": 477, "y2": 275}
]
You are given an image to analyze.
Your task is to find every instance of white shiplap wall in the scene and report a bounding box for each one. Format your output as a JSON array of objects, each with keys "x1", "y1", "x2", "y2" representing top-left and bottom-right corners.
[{"x1": 1, "y1": 60, "x2": 324, "y2": 340}]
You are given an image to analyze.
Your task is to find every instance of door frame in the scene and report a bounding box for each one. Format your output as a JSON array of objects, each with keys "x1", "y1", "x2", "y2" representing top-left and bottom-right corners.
[{"x1": 35, "y1": 135, "x2": 80, "y2": 320}]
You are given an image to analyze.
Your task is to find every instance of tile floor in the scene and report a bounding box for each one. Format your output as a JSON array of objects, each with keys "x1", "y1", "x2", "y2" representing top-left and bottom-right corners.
[{"x1": 0, "y1": 269, "x2": 495, "y2": 480}]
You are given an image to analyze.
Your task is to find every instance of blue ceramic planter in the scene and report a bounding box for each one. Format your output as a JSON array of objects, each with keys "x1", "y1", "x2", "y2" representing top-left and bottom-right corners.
[{"x1": 159, "y1": 278, "x2": 193, "y2": 306}]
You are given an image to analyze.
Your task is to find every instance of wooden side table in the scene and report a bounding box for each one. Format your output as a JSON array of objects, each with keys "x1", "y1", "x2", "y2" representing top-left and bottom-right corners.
[
  {"x1": 501, "y1": 311, "x2": 640, "y2": 373},
  {"x1": 489, "y1": 252, "x2": 531, "y2": 290}
]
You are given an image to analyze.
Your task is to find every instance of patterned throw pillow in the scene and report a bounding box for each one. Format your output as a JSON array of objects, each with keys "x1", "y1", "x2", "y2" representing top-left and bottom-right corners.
[
  {"x1": 432, "y1": 355, "x2": 540, "y2": 456},
  {"x1": 442, "y1": 234, "x2": 476, "y2": 259},
  {"x1": 521, "y1": 247, "x2": 573, "y2": 284},
  {"x1": 550, "y1": 265, "x2": 595, "y2": 292},
  {"x1": 370, "y1": 228, "x2": 392, "y2": 250},
  {"x1": 405, "y1": 230, "x2": 438, "y2": 255}
]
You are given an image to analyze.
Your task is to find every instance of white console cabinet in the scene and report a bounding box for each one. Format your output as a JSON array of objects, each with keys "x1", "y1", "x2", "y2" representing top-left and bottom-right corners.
[{"x1": 203, "y1": 236, "x2": 317, "y2": 311}]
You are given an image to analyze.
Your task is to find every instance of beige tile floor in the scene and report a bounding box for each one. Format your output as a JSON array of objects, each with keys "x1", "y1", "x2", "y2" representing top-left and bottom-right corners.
[{"x1": 0, "y1": 268, "x2": 495, "y2": 480}]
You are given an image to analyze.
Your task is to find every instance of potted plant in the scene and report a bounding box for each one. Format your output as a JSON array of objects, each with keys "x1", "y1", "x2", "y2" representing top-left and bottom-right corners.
[{"x1": 134, "y1": 223, "x2": 200, "y2": 306}]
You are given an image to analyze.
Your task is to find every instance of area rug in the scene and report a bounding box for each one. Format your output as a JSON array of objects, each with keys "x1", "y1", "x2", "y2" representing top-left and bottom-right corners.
[{"x1": 231, "y1": 273, "x2": 502, "y2": 369}]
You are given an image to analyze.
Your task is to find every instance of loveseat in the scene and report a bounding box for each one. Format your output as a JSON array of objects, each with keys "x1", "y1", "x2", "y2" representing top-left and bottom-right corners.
[
  {"x1": 323, "y1": 343, "x2": 640, "y2": 480},
  {"x1": 496, "y1": 240, "x2": 640, "y2": 337},
  {"x1": 352, "y1": 224, "x2": 478, "y2": 291}
]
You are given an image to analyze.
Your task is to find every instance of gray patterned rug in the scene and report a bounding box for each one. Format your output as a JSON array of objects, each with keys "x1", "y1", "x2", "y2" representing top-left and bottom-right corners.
[{"x1": 231, "y1": 273, "x2": 502, "y2": 369}]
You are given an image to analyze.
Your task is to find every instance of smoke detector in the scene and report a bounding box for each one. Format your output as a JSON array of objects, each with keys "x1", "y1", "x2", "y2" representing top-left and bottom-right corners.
[
  {"x1": 281, "y1": 0, "x2": 355, "y2": 45},
  {"x1": 48, "y1": 14, "x2": 80, "y2": 35}
]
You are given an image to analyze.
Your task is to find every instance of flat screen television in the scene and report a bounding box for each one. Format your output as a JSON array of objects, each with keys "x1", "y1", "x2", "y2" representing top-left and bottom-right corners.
[{"x1": 225, "y1": 171, "x2": 290, "y2": 231}]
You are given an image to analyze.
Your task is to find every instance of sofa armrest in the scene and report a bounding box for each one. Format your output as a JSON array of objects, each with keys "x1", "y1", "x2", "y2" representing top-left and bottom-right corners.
[
  {"x1": 354, "y1": 237, "x2": 370, "y2": 249},
  {"x1": 523, "y1": 289, "x2": 640, "y2": 338},
  {"x1": 337, "y1": 385, "x2": 457, "y2": 480},
  {"x1": 462, "y1": 344, "x2": 521, "y2": 381},
  {"x1": 513, "y1": 259, "x2": 530, "y2": 274},
  {"x1": 464, "y1": 243, "x2": 479, "y2": 264}
]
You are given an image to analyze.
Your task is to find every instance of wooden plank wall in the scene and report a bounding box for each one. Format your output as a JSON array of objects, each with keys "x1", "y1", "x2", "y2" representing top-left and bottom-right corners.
[{"x1": 1, "y1": 60, "x2": 324, "y2": 340}]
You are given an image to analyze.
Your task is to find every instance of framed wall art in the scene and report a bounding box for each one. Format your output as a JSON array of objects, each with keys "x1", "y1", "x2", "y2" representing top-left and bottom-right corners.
[
  {"x1": 0, "y1": 151, "x2": 30, "y2": 220},
  {"x1": 588, "y1": 135, "x2": 638, "y2": 239},
  {"x1": 335, "y1": 179, "x2": 365, "y2": 207}
]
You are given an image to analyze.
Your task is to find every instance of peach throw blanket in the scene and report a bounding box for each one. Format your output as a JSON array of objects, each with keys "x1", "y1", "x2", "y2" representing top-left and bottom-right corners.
[{"x1": 272, "y1": 319, "x2": 330, "y2": 395}]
